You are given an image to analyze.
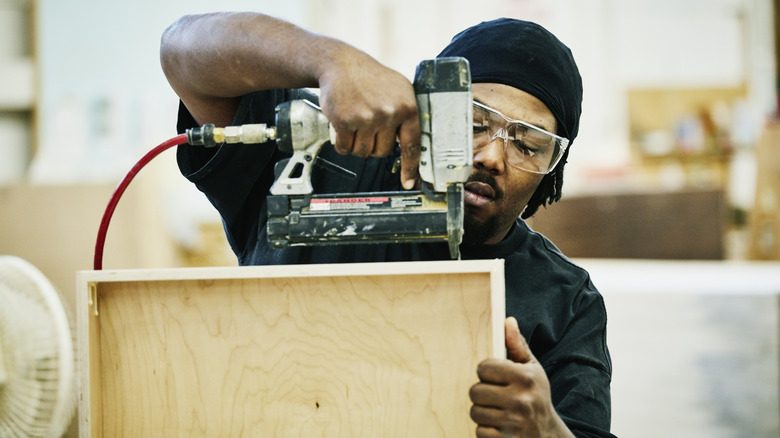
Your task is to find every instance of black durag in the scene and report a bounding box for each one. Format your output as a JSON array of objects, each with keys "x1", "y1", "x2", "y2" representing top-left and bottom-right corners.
[{"x1": 437, "y1": 18, "x2": 583, "y2": 145}]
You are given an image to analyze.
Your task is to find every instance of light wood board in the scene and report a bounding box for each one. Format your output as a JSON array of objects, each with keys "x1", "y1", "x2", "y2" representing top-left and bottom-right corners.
[{"x1": 78, "y1": 260, "x2": 505, "y2": 437}]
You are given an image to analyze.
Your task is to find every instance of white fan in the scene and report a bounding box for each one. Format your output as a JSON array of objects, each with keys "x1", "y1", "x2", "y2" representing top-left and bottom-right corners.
[{"x1": 0, "y1": 256, "x2": 76, "y2": 438}]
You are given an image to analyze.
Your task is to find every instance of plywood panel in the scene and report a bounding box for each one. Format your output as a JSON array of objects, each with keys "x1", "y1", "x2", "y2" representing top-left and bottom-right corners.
[{"x1": 78, "y1": 261, "x2": 504, "y2": 438}]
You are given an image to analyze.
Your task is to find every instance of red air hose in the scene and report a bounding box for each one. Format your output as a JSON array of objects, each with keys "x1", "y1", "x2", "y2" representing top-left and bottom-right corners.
[{"x1": 93, "y1": 134, "x2": 189, "y2": 270}]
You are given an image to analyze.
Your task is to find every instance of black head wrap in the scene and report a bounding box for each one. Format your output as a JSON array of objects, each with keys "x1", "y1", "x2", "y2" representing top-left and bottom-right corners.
[
  {"x1": 437, "y1": 17, "x2": 582, "y2": 143},
  {"x1": 437, "y1": 18, "x2": 583, "y2": 218}
]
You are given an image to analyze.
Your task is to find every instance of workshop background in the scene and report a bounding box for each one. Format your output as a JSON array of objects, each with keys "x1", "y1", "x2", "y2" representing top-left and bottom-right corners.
[{"x1": 1, "y1": 0, "x2": 780, "y2": 437}]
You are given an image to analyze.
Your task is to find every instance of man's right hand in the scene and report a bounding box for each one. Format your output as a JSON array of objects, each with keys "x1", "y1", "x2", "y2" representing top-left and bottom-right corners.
[{"x1": 317, "y1": 48, "x2": 421, "y2": 189}]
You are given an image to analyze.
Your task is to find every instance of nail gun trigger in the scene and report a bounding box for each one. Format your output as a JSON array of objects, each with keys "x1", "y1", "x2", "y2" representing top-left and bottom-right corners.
[{"x1": 274, "y1": 158, "x2": 291, "y2": 180}]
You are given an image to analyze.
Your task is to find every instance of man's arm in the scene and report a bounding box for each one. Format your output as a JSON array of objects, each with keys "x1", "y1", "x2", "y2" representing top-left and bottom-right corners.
[
  {"x1": 469, "y1": 317, "x2": 575, "y2": 438},
  {"x1": 159, "y1": 12, "x2": 421, "y2": 188}
]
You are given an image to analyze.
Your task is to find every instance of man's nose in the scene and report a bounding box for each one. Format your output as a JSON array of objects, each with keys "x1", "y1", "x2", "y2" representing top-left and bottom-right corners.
[{"x1": 473, "y1": 132, "x2": 505, "y2": 173}]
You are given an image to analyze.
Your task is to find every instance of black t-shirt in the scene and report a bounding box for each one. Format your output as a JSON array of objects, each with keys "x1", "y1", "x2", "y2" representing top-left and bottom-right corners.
[{"x1": 176, "y1": 89, "x2": 615, "y2": 437}]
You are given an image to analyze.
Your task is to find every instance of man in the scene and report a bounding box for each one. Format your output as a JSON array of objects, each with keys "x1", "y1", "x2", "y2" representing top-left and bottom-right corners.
[{"x1": 161, "y1": 12, "x2": 614, "y2": 438}]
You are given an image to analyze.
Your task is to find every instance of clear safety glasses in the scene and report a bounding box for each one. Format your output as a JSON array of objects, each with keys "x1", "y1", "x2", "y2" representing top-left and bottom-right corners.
[{"x1": 472, "y1": 101, "x2": 569, "y2": 175}]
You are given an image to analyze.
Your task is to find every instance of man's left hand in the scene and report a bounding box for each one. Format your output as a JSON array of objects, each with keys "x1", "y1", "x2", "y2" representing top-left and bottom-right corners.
[{"x1": 469, "y1": 317, "x2": 574, "y2": 438}]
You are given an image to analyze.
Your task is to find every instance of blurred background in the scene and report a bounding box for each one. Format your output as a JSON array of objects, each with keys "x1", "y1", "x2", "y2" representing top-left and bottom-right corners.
[{"x1": 1, "y1": 0, "x2": 779, "y2": 437}]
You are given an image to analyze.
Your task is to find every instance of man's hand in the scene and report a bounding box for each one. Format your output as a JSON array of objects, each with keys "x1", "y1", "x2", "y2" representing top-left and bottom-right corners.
[
  {"x1": 317, "y1": 50, "x2": 421, "y2": 189},
  {"x1": 469, "y1": 317, "x2": 574, "y2": 438}
]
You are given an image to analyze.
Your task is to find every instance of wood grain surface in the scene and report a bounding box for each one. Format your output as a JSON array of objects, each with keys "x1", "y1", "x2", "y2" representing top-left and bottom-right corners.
[{"x1": 79, "y1": 261, "x2": 504, "y2": 437}]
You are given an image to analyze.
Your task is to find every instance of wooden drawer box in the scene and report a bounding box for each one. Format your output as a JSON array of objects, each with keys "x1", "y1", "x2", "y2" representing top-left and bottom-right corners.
[{"x1": 77, "y1": 260, "x2": 505, "y2": 437}]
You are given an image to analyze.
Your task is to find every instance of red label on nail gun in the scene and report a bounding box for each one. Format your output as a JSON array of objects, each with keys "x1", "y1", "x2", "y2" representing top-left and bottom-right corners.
[
  {"x1": 309, "y1": 197, "x2": 390, "y2": 211},
  {"x1": 312, "y1": 197, "x2": 389, "y2": 204}
]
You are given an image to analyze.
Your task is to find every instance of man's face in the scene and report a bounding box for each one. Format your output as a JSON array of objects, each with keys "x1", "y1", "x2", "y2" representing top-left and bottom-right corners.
[{"x1": 463, "y1": 83, "x2": 557, "y2": 245}]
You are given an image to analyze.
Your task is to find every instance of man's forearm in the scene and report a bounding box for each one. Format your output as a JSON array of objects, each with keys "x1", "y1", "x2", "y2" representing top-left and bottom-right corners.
[
  {"x1": 160, "y1": 12, "x2": 367, "y2": 125},
  {"x1": 161, "y1": 12, "x2": 338, "y2": 97}
]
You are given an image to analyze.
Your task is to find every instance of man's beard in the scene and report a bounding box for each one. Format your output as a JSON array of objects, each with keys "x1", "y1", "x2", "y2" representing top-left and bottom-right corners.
[
  {"x1": 463, "y1": 211, "x2": 501, "y2": 245},
  {"x1": 462, "y1": 171, "x2": 507, "y2": 245}
]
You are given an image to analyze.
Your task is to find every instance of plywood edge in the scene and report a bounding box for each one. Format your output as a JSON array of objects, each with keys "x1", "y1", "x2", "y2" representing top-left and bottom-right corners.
[
  {"x1": 76, "y1": 259, "x2": 505, "y2": 283},
  {"x1": 488, "y1": 261, "x2": 507, "y2": 359},
  {"x1": 76, "y1": 274, "x2": 102, "y2": 437}
]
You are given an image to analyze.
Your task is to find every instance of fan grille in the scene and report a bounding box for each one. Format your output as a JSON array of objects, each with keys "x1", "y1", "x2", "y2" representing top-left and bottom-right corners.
[{"x1": 0, "y1": 256, "x2": 76, "y2": 437}]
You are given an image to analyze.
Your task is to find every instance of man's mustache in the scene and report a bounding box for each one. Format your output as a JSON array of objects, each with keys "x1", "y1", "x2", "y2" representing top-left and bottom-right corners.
[{"x1": 466, "y1": 171, "x2": 503, "y2": 201}]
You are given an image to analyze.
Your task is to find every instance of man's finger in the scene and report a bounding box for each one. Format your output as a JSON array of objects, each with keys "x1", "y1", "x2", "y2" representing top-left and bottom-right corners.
[
  {"x1": 372, "y1": 127, "x2": 398, "y2": 158},
  {"x1": 352, "y1": 129, "x2": 377, "y2": 158},
  {"x1": 470, "y1": 404, "x2": 504, "y2": 427},
  {"x1": 505, "y1": 316, "x2": 533, "y2": 364},
  {"x1": 474, "y1": 358, "x2": 513, "y2": 386},
  {"x1": 332, "y1": 128, "x2": 356, "y2": 155},
  {"x1": 397, "y1": 118, "x2": 421, "y2": 189},
  {"x1": 474, "y1": 425, "x2": 503, "y2": 438},
  {"x1": 469, "y1": 380, "x2": 506, "y2": 405}
]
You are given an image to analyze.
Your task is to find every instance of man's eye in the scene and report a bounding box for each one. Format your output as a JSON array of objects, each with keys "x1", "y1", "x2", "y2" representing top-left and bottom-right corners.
[
  {"x1": 472, "y1": 124, "x2": 489, "y2": 134},
  {"x1": 510, "y1": 140, "x2": 538, "y2": 157}
]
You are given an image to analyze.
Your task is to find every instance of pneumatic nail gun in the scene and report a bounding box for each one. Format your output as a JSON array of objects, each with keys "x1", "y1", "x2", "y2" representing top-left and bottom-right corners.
[
  {"x1": 265, "y1": 57, "x2": 473, "y2": 259},
  {"x1": 185, "y1": 58, "x2": 473, "y2": 258}
]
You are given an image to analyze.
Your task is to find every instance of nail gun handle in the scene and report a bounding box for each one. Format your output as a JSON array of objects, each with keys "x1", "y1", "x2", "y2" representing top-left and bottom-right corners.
[{"x1": 270, "y1": 100, "x2": 334, "y2": 196}]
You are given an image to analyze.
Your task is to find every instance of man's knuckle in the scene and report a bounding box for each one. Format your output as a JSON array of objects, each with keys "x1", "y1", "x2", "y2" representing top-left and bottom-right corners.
[{"x1": 508, "y1": 393, "x2": 535, "y2": 416}]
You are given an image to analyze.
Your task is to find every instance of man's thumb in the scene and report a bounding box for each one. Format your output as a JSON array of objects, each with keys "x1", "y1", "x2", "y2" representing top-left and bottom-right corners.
[{"x1": 505, "y1": 316, "x2": 533, "y2": 363}]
